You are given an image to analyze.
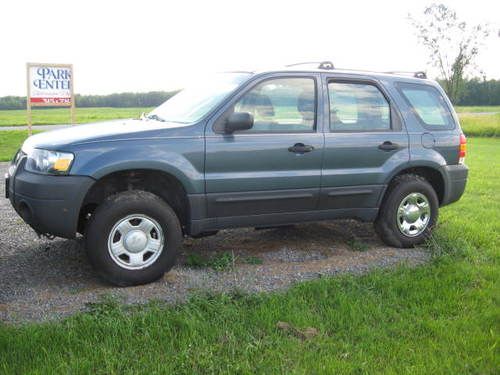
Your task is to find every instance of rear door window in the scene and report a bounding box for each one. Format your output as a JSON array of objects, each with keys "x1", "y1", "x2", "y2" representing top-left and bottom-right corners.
[
  {"x1": 398, "y1": 83, "x2": 454, "y2": 129},
  {"x1": 328, "y1": 82, "x2": 391, "y2": 132}
]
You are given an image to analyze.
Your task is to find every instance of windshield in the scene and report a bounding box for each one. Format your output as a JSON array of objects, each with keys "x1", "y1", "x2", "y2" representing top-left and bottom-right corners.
[{"x1": 148, "y1": 72, "x2": 251, "y2": 123}]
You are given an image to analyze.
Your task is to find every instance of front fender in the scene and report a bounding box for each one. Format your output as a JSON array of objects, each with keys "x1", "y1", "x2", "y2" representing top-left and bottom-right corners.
[{"x1": 68, "y1": 138, "x2": 205, "y2": 194}]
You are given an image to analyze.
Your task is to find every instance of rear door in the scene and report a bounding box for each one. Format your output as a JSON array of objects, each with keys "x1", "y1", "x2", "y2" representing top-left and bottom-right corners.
[
  {"x1": 205, "y1": 74, "x2": 324, "y2": 219},
  {"x1": 320, "y1": 76, "x2": 410, "y2": 210}
]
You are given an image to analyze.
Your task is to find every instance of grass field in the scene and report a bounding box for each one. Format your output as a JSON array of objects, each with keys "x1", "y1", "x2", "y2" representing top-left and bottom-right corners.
[
  {"x1": 0, "y1": 137, "x2": 498, "y2": 373},
  {"x1": 0, "y1": 107, "x2": 151, "y2": 126},
  {"x1": 455, "y1": 105, "x2": 500, "y2": 113},
  {"x1": 458, "y1": 112, "x2": 499, "y2": 137}
]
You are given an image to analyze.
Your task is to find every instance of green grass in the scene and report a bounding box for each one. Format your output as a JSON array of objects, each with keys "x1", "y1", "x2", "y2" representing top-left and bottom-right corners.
[
  {"x1": 0, "y1": 137, "x2": 498, "y2": 374},
  {"x1": 0, "y1": 107, "x2": 152, "y2": 126},
  {"x1": 244, "y1": 256, "x2": 264, "y2": 265},
  {"x1": 459, "y1": 112, "x2": 499, "y2": 137},
  {"x1": 455, "y1": 105, "x2": 500, "y2": 113},
  {"x1": 0, "y1": 130, "x2": 42, "y2": 161},
  {"x1": 185, "y1": 252, "x2": 236, "y2": 271},
  {"x1": 346, "y1": 237, "x2": 369, "y2": 252}
]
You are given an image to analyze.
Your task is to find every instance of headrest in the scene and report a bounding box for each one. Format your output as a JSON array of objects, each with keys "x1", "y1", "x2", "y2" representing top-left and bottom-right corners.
[
  {"x1": 240, "y1": 92, "x2": 275, "y2": 117},
  {"x1": 297, "y1": 91, "x2": 314, "y2": 114}
]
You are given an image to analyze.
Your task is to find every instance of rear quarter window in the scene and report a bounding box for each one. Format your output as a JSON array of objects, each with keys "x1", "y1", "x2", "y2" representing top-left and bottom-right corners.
[{"x1": 397, "y1": 83, "x2": 455, "y2": 130}]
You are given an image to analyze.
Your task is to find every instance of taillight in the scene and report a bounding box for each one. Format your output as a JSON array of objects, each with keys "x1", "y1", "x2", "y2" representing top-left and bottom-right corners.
[{"x1": 459, "y1": 133, "x2": 467, "y2": 164}]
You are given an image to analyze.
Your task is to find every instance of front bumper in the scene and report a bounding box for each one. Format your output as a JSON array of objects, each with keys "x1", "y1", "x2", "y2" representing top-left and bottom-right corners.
[
  {"x1": 6, "y1": 158, "x2": 94, "y2": 238},
  {"x1": 441, "y1": 164, "x2": 468, "y2": 206}
]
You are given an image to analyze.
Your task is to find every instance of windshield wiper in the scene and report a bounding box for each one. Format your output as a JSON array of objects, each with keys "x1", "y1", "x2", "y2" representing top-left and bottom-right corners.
[{"x1": 145, "y1": 113, "x2": 166, "y2": 122}]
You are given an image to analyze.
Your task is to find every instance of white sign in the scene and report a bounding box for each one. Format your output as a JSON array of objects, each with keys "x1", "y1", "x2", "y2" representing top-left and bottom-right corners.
[{"x1": 28, "y1": 64, "x2": 73, "y2": 106}]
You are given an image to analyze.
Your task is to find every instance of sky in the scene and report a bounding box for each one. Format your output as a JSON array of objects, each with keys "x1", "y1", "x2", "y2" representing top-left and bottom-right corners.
[{"x1": 1, "y1": 0, "x2": 499, "y2": 96}]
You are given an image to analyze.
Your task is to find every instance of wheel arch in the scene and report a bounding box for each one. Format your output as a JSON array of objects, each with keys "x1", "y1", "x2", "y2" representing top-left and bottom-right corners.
[
  {"x1": 78, "y1": 168, "x2": 191, "y2": 235},
  {"x1": 383, "y1": 163, "x2": 446, "y2": 205},
  {"x1": 88, "y1": 159, "x2": 200, "y2": 193}
]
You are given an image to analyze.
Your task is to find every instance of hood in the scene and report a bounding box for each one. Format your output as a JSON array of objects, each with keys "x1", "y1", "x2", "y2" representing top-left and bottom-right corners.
[{"x1": 22, "y1": 119, "x2": 190, "y2": 152}]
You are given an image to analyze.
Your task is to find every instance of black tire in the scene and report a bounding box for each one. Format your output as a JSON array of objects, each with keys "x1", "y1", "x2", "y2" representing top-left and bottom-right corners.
[
  {"x1": 85, "y1": 190, "x2": 182, "y2": 286},
  {"x1": 375, "y1": 174, "x2": 439, "y2": 248}
]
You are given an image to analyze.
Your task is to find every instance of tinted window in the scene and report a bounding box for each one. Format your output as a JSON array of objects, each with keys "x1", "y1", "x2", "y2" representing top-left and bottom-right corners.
[
  {"x1": 399, "y1": 83, "x2": 454, "y2": 128},
  {"x1": 328, "y1": 82, "x2": 390, "y2": 131},
  {"x1": 232, "y1": 78, "x2": 316, "y2": 133}
]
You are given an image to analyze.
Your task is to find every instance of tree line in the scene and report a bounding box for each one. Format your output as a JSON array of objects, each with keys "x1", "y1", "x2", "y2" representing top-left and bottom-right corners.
[
  {"x1": 1, "y1": 80, "x2": 499, "y2": 110},
  {"x1": 0, "y1": 90, "x2": 178, "y2": 110},
  {"x1": 450, "y1": 79, "x2": 500, "y2": 106}
]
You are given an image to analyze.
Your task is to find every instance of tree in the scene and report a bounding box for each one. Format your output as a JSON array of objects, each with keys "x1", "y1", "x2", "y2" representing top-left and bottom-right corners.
[{"x1": 409, "y1": 3, "x2": 489, "y2": 103}]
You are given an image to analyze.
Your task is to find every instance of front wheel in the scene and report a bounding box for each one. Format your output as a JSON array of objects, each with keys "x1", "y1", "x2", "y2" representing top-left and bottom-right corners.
[
  {"x1": 85, "y1": 190, "x2": 182, "y2": 286},
  {"x1": 375, "y1": 174, "x2": 439, "y2": 248}
]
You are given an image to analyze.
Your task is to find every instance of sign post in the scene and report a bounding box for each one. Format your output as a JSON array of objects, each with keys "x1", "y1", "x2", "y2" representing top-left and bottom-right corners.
[{"x1": 26, "y1": 63, "x2": 75, "y2": 135}]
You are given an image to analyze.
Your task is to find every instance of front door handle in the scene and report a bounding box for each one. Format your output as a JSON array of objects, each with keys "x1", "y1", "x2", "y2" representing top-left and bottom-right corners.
[
  {"x1": 378, "y1": 141, "x2": 399, "y2": 151},
  {"x1": 288, "y1": 143, "x2": 314, "y2": 154}
]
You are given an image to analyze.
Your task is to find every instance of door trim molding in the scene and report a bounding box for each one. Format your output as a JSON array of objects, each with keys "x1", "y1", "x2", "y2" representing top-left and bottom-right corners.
[{"x1": 215, "y1": 192, "x2": 314, "y2": 203}]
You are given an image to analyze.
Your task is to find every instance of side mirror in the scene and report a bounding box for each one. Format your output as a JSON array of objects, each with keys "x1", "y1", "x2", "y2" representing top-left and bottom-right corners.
[{"x1": 225, "y1": 112, "x2": 253, "y2": 133}]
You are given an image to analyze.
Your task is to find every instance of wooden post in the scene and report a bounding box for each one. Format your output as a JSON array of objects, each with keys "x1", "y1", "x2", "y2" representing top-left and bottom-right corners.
[
  {"x1": 26, "y1": 63, "x2": 32, "y2": 136},
  {"x1": 70, "y1": 64, "x2": 76, "y2": 125}
]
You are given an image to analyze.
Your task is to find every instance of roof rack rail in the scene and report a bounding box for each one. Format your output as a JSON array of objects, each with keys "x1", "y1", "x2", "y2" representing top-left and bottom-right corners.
[
  {"x1": 383, "y1": 71, "x2": 427, "y2": 79},
  {"x1": 286, "y1": 61, "x2": 335, "y2": 70}
]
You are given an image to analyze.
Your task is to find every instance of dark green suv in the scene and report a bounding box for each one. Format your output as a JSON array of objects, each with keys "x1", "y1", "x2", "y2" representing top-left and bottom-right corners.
[{"x1": 6, "y1": 62, "x2": 468, "y2": 285}]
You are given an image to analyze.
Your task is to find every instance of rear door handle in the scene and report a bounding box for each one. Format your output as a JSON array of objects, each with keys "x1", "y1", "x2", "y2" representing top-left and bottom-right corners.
[
  {"x1": 288, "y1": 143, "x2": 314, "y2": 154},
  {"x1": 378, "y1": 141, "x2": 399, "y2": 151}
]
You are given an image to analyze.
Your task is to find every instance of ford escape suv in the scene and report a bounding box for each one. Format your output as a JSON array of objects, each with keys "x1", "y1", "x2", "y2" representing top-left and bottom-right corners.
[{"x1": 5, "y1": 62, "x2": 468, "y2": 286}]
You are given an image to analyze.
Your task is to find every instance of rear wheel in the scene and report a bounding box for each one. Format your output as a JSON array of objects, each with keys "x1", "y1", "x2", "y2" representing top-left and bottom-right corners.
[
  {"x1": 375, "y1": 174, "x2": 438, "y2": 248},
  {"x1": 85, "y1": 190, "x2": 182, "y2": 286}
]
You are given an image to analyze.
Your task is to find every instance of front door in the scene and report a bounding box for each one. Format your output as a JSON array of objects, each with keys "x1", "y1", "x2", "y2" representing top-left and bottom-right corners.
[
  {"x1": 320, "y1": 77, "x2": 410, "y2": 210},
  {"x1": 205, "y1": 75, "x2": 324, "y2": 219}
]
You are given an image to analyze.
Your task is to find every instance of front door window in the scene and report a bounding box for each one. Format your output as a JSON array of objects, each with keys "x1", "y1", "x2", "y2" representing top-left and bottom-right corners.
[{"x1": 233, "y1": 78, "x2": 317, "y2": 133}]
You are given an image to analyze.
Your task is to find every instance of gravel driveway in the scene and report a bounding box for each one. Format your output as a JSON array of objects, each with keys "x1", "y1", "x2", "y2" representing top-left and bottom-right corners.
[{"x1": 0, "y1": 162, "x2": 429, "y2": 323}]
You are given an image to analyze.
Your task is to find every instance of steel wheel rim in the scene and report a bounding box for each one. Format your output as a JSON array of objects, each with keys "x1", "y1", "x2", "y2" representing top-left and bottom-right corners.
[
  {"x1": 107, "y1": 214, "x2": 164, "y2": 270},
  {"x1": 396, "y1": 192, "x2": 431, "y2": 237}
]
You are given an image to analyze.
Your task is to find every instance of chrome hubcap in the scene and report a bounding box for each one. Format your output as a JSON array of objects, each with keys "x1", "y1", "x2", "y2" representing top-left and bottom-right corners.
[
  {"x1": 107, "y1": 215, "x2": 164, "y2": 270},
  {"x1": 397, "y1": 192, "x2": 431, "y2": 237},
  {"x1": 123, "y1": 230, "x2": 148, "y2": 253}
]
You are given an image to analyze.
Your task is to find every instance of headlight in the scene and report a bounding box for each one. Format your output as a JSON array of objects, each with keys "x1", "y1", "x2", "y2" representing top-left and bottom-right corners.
[{"x1": 25, "y1": 149, "x2": 74, "y2": 175}]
